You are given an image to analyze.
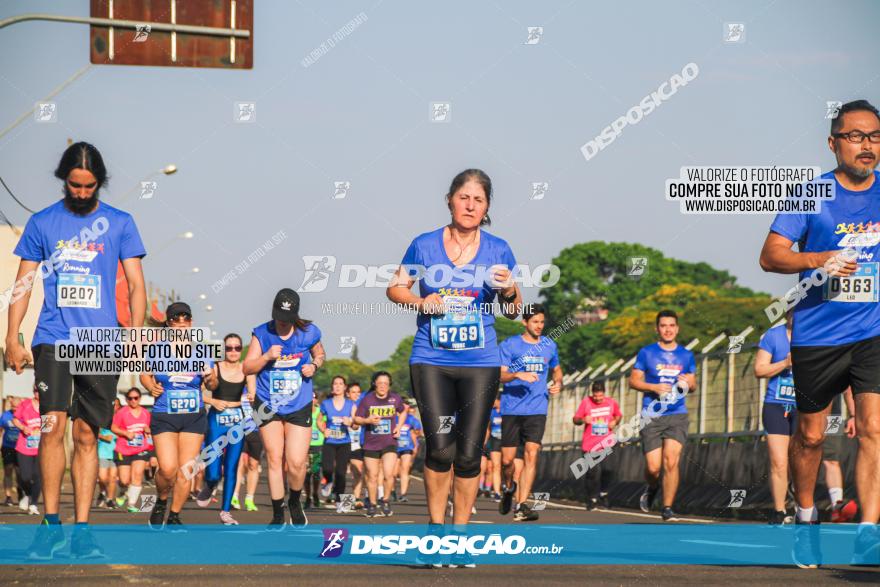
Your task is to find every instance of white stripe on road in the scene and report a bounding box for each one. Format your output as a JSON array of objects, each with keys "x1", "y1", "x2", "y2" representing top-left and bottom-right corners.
[{"x1": 681, "y1": 539, "x2": 774, "y2": 549}]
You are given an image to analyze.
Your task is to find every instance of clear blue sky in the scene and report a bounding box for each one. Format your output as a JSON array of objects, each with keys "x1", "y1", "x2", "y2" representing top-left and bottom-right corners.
[{"x1": 1, "y1": 0, "x2": 878, "y2": 363}]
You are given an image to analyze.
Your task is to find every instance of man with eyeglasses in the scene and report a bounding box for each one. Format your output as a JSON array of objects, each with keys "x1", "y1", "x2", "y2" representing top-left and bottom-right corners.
[
  {"x1": 760, "y1": 99, "x2": 880, "y2": 567},
  {"x1": 4, "y1": 142, "x2": 147, "y2": 559}
]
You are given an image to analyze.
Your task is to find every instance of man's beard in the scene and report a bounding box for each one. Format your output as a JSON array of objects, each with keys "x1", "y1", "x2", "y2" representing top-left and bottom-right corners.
[
  {"x1": 837, "y1": 153, "x2": 877, "y2": 180},
  {"x1": 63, "y1": 185, "x2": 99, "y2": 215}
]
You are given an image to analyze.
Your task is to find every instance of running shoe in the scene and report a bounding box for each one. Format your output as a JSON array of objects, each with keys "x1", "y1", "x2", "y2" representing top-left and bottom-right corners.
[
  {"x1": 220, "y1": 511, "x2": 239, "y2": 525},
  {"x1": 26, "y1": 521, "x2": 66, "y2": 561},
  {"x1": 448, "y1": 550, "x2": 476, "y2": 568},
  {"x1": 312, "y1": 497, "x2": 321, "y2": 510},
  {"x1": 364, "y1": 503, "x2": 378, "y2": 518},
  {"x1": 267, "y1": 515, "x2": 286, "y2": 531},
  {"x1": 3, "y1": 496, "x2": 14, "y2": 507},
  {"x1": 398, "y1": 494, "x2": 409, "y2": 503},
  {"x1": 320, "y1": 483, "x2": 333, "y2": 499},
  {"x1": 230, "y1": 496, "x2": 241, "y2": 510},
  {"x1": 492, "y1": 492, "x2": 501, "y2": 503},
  {"x1": 126, "y1": 505, "x2": 140, "y2": 514},
  {"x1": 391, "y1": 490, "x2": 398, "y2": 502},
  {"x1": 600, "y1": 492, "x2": 611, "y2": 509},
  {"x1": 94, "y1": 492, "x2": 106, "y2": 507},
  {"x1": 245, "y1": 498, "x2": 258, "y2": 512},
  {"x1": 768, "y1": 510, "x2": 789, "y2": 526},
  {"x1": 195, "y1": 485, "x2": 213, "y2": 508},
  {"x1": 289, "y1": 497, "x2": 308, "y2": 528},
  {"x1": 71, "y1": 526, "x2": 105, "y2": 559},
  {"x1": 303, "y1": 498, "x2": 313, "y2": 510},
  {"x1": 106, "y1": 499, "x2": 119, "y2": 510},
  {"x1": 28, "y1": 504, "x2": 39, "y2": 516},
  {"x1": 831, "y1": 499, "x2": 858, "y2": 523},
  {"x1": 166, "y1": 513, "x2": 186, "y2": 533},
  {"x1": 586, "y1": 498, "x2": 598, "y2": 511},
  {"x1": 115, "y1": 496, "x2": 126, "y2": 508},
  {"x1": 851, "y1": 524, "x2": 880, "y2": 566},
  {"x1": 381, "y1": 499, "x2": 392, "y2": 518},
  {"x1": 148, "y1": 500, "x2": 166, "y2": 530},
  {"x1": 499, "y1": 483, "x2": 517, "y2": 515},
  {"x1": 639, "y1": 485, "x2": 658, "y2": 513},
  {"x1": 661, "y1": 507, "x2": 679, "y2": 522},
  {"x1": 513, "y1": 503, "x2": 539, "y2": 522},
  {"x1": 18, "y1": 496, "x2": 28, "y2": 511},
  {"x1": 792, "y1": 519, "x2": 821, "y2": 569}
]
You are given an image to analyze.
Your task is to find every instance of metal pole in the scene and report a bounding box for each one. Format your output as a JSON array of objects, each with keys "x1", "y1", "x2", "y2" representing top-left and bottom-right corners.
[
  {"x1": 0, "y1": 13, "x2": 250, "y2": 37},
  {"x1": 699, "y1": 355, "x2": 708, "y2": 434},
  {"x1": 727, "y1": 352, "x2": 735, "y2": 433}
]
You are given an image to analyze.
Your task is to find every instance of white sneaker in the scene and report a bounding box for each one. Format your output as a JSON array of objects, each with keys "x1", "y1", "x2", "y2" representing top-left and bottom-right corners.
[
  {"x1": 18, "y1": 496, "x2": 29, "y2": 511},
  {"x1": 320, "y1": 483, "x2": 333, "y2": 498},
  {"x1": 219, "y1": 511, "x2": 239, "y2": 525},
  {"x1": 28, "y1": 504, "x2": 39, "y2": 516}
]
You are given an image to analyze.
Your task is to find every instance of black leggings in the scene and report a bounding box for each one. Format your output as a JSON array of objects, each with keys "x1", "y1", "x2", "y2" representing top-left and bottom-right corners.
[
  {"x1": 410, "y1": 363, "x2": 498, "y2": 479},
  {"x1": 321, "y1": 443, "x2": 351, "y2": 498},
  {"x1": 17, "y1": 454, "x2": 41, "y2": 504}
]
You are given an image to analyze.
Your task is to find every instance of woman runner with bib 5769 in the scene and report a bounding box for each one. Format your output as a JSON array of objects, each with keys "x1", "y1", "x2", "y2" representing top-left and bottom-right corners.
[{"x1": 387, "y1": 169, "x2": 522, "y2": 550}]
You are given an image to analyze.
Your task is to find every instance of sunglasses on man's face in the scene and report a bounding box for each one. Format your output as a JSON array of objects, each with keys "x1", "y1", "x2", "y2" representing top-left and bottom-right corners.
[
  {"x1": 225, "y1": 345, "x2": 242, "y2": 352},
  {"x1": 67, "y1": 179, "x2": 98, "y2": 190},
  {"x1": 127, "y1": 396, "x2": 139, "y2": 401}
]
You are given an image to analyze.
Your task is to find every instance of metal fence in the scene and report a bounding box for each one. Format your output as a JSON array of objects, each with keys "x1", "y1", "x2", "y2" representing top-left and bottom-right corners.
[{"x1": 544, "y1": 344, "x2": 803, "y2": 446}]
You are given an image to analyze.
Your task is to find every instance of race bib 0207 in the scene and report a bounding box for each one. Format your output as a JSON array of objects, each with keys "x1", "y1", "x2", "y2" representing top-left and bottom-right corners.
[
  {"x1": 57, "y1": 274, "x2": 100, "y2": 309},
  {"x1": 824, "y1": 262, "x2": 879, "y2": 303}
]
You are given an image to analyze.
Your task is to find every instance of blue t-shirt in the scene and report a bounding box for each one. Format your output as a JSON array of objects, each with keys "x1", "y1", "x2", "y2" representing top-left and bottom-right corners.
[
  {"x1": 0, "y1": 410, "x2": 20, "y2": 448},
  {"x1": 320, "y1": 397, "x2": 355, "y2": 445},
  {"x1": 401, "y1": 227, "x2": 518, "y2": 367},
  {"x1": 770, "y1": 170, "x2": 880, "y2": 346},
  {"x1": 633, "y1": 342, "x2": 696, "y2": 416},
  {"x1": 253, "y1": 321, "x2": 321, "y2": 415},
  {"x1": 97, "y1": 427, "x2": 115, "y2": 460},
  {"x1": 397, "y1": 414, "x2": 422, "y2": 452},
  {"x1": 153, "y1": 369, "x2": 208, "y2": 414},
  {"x1": 499, "y1": 335, "x2": 560, "y2": 416},
  {"x1": 13, "y1": 200, "x2": 146, "y2": 346},
  {"x1": 758, "y1": 324, "x2": 796, "y2": 406},
  {"x1": 488, "y1": 407, "x2": 502, "y2": 440}
]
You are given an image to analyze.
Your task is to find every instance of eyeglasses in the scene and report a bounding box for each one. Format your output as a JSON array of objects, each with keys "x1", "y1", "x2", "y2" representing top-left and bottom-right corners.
[
  {"x1": 67, "y1": 179, "x2": 98, "y2": 190},
  {"x1": 169, "y1": 313, "x2": 192, "y2": 322},
  {"x1": 833, "y1": 130, "x2": 880, "y2": 144},
  {"x1": 225, "y1": 345, "x2": 242, "y2": 352},
  {"x1": 126, "y1": 396, "x2": 139, "y2": 401}
]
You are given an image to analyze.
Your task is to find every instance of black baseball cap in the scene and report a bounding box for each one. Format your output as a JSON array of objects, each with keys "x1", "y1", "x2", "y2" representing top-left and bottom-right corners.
[
  {"x1": 165, "y1": 301, "x2": 192, "y2": 321},
  {"x1": 272, "y1": 288, "x2": 300, "y2": 323}
]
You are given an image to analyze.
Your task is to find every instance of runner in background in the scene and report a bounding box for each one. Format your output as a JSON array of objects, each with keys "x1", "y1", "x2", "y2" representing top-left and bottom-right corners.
[
  {"x1": 354, "y1": 371, "x2": 406, "y2": 518},
  {"x1": 754, "y1": 312, "x2": 798, "y2": 525},
  {"x1": 242, "y1": 288, "x2": 325, "y2": 528},
  {"x1": 498, "y1": 303, "x2": 563, "y2": 522},
  {"x1": 1, "y1": 397, "x2": 22, "y2": 506},
  {"x1": 232, "y1": 391, "x2": 263, "y2": 512},
  {"x1": 318, "y1": 375, "x2": 356, "y2": 509},
  {"x1": 95, "y1": 399, "x2": 119, "y2": 509},
  {"x1": 395, "y1": 401, "x2": 422, "y2": 502},
  {"x1": 346, "y1": 382, "x2": 365, "y2": 509},
  {"x1": 485, "y1": 398, "x2": 503, "y2": 501},
  {"x1": 142, "y1": 302, "x2": 217, "y2": 529},
  {"x1": 13, "y1": 390, "x2": 41, "y2": 516},
  {"x1": 629, "y1": 309, "x2": 696, "y2": 522},
  {"x1": 573, "y1": 380, "x2": 622, "y2": 510},
  {"x1": 304, "y1": 392, "x2": 324, "y2": 510},
  {"x1": 111, "y1": 388, "x2": 151, "y2": 513},
  {"x1": 823, "y1": 391, "x2": 858, "y2": 523}
]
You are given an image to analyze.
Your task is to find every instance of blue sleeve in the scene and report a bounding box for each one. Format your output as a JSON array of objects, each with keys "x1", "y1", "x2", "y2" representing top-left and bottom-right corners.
[
  {"x1": 633, "y1": 347, "x2": 648, "y2": 371},
  {"x1": 412, "y1": 417, "x2": 422, "y2": 431},
  {"x1": 401, "y1": 238, "x2": 422, "y2": 267},
  {"x1": 13, "y1": 216, "x2": 44, "y2": 262},
  {"x1": 319, "y1": 401, "x2": 328, "y2": 418},
  {"x1": 685, "y1": 351, "x2": 696, "y2": 374},
  {"x1": 500, "y1": 339, "x2": 514, "y2": 369},
  {"x1": 307, "y1": 324, "x2": 322, "y2": 348},
  {"x1": 769, "y1": 211, "x2": 807, "y2": 244},
  {"x1": 502, "y1": 241, "x2": 517, "y2": 270},
  {"x1": 758, "y1": 330, "x2": 775, "y2": 354},
  {"x1": 548, "y1": 342, "x2": 560, "y2": 368},
  {"x1": 119, "y1": 214, "x2": 147, "y2": 260}
]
